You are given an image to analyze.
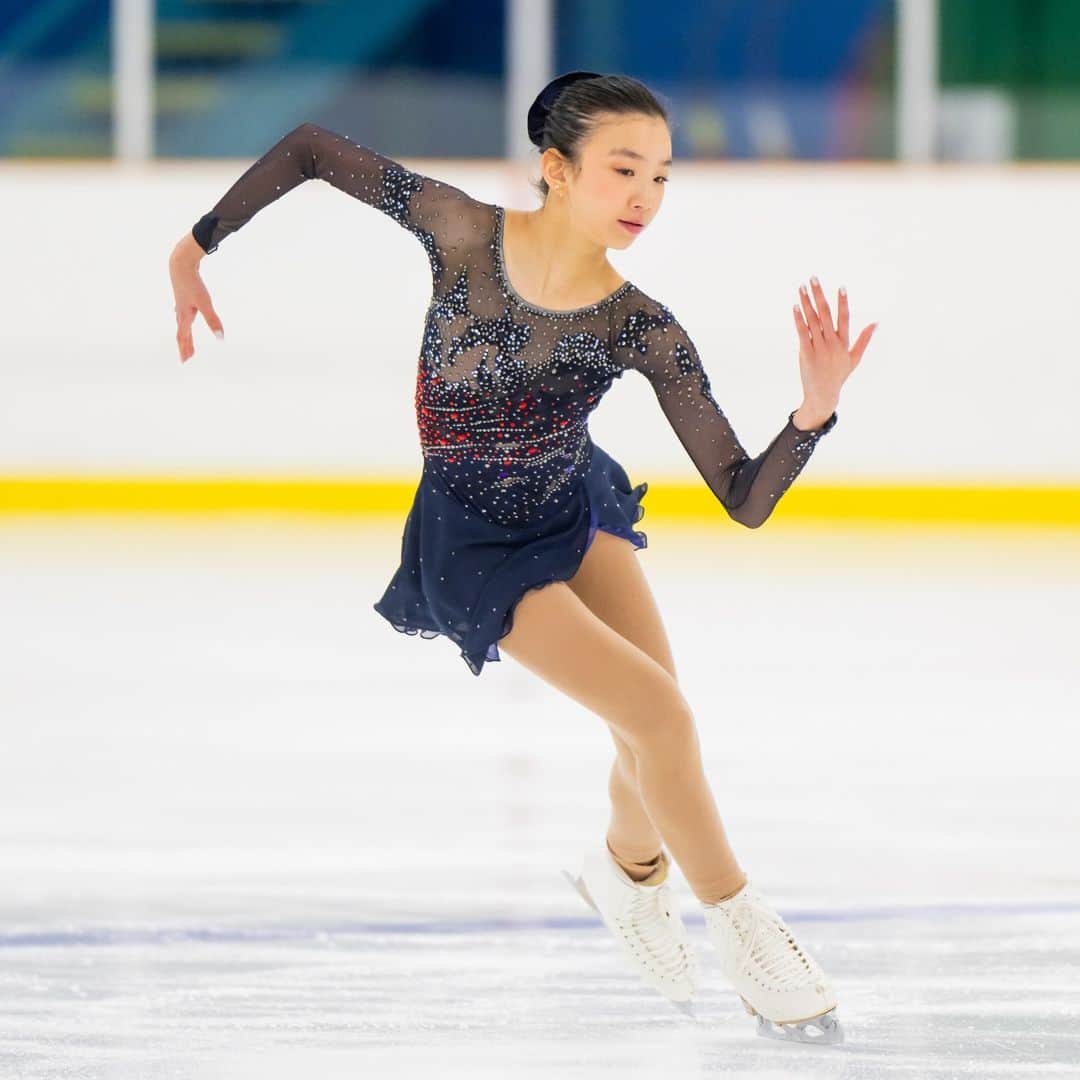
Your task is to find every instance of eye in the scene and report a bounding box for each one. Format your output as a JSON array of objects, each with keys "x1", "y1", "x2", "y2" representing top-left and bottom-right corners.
[{"x1": 615, "y1": 167, "x2": 669, "y2": 184}]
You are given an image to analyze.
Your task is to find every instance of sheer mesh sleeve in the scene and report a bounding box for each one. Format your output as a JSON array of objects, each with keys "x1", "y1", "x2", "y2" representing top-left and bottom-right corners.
[
  {"x1": 190, "y1": 121, "x2": 490, "y2": 287},
  {"x1": 613, "y1": 294, "x2": 838, "y2": 529}
]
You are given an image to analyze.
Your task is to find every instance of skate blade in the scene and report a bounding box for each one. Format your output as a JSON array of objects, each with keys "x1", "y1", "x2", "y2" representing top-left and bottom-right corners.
[
  {"x1": 741, "y1": 997, "x2": 844, "y2": 1045},
  {"x1": 560, "y1": 868, "x2": 600, "y2": 913}
]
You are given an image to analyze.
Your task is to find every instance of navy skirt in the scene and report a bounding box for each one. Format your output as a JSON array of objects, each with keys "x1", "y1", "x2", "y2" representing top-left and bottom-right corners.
[{"x1": 373, "y1": 441, "x2": 648, "y2": 676}]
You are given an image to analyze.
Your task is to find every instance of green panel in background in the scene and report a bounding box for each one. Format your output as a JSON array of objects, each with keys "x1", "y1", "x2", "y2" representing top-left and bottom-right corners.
[{"x1": 940, "y1": 0, "x2": 1080, "y2": 157}]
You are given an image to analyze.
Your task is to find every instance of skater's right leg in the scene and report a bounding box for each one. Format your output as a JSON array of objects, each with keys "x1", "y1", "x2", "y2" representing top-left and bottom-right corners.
[
  {"x1": 498, "y1": 578, "x2": 747, "y2": 905},
  {"x1": 604, "y1": 731, "x2": 665, "y2": 877}
]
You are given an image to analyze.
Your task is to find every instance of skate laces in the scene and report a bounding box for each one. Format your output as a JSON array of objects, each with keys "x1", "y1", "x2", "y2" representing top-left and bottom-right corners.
[
  {"x1": 623, "y1": 882, "x2": 691, "y2": 978},
  {"x1": 715, "y1": 887, "x2": 822, "y2": 989}
]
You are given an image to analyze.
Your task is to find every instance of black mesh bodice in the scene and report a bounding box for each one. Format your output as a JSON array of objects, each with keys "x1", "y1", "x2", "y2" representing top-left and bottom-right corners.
[{"x1": 192, "y1": 122, "x2": 837, "y2": 529}]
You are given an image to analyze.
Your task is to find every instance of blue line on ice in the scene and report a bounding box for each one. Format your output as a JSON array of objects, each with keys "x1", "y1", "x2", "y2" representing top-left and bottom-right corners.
[{"x1": 3, "y1": 900, "x2": 1079, "y2": 948}]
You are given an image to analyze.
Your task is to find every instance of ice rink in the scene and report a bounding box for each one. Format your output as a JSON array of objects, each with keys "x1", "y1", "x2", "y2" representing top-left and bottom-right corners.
[{"x1": 1, "y1": 516, "x2": 1078, "y2": 1078}]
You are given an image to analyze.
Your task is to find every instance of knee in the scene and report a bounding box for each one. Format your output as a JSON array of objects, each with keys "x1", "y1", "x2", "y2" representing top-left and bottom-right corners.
[{"x1": 612, "y1": 672, "x2": 697, "y2": 757}]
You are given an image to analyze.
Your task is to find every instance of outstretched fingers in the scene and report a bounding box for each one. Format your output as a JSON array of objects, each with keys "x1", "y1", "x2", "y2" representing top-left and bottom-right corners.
[
  {"x1": 795, "y1": 278, "x2": 877, "y2": 361},
  {"x1": 797, "y1": 283, "x2": 821, "y2": 340},
  {"x1": 850, "y1": 321, "x2": 878, "y2": 367},
  {"x1": 792, "y1": 302, "x2": 813, "y2": 351},
  {"x1": 807, "y1": 277, "x2": 839, "y2": 344}
]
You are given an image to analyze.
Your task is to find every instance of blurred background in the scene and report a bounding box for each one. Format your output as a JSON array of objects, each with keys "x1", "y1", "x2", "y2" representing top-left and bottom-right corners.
[
  {"x1": 2, "y1": 0, "x2": 1078, "y2": 504},
  {"x1": 1, "y1": 3, "x2": 1078, "y2": 1078},
  {"x1": 7, "y1": 0, "x2": 1080, "y2": 162}
]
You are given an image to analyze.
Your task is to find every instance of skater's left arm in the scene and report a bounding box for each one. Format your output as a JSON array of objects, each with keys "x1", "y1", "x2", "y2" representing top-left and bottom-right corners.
[{"x1": 614, "y1": 281, "x2": 875, "y2": 528}]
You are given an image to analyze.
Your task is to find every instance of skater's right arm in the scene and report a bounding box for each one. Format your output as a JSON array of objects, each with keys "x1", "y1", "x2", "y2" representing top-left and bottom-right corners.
[
  {"x1": 170, "y1": 122, "x2": 489, "y2": 361},
  {"x1": 185, "y1": 122, "x2": 489, "y2": 272}
]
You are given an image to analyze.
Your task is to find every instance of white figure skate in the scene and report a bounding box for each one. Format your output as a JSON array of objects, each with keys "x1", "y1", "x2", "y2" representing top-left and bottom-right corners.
[
  {"x1": 702, "y1": 877, "x2": 844, "y2": 1044},
  {"x1": 562, "y1": 843, "x2": 701, "y2": 1015}
]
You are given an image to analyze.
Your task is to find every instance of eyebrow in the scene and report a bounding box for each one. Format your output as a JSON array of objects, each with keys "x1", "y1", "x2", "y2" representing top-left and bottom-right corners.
[{"x1": 608, "y1": 147, "x2": 673, "y2": 167}]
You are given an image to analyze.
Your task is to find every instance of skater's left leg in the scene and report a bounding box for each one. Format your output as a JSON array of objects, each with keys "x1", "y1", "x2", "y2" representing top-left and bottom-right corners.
[
  {"x1": 497, "y1": 575, "x2": 747, "y2": 904},
  {"x1": 562, "y1": 534, "x2": 840, "y2": 1037}
]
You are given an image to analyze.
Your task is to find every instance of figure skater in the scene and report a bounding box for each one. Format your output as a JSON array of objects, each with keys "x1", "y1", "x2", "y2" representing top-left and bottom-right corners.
[{"x1": 167, "y1": 71, "x2": 876, "y2": 1045}]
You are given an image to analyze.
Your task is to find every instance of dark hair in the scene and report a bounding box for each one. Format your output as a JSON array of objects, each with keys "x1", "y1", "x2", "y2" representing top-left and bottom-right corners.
[{"x1": 527, "y1": 73, "x2": 672, "y2": 202}]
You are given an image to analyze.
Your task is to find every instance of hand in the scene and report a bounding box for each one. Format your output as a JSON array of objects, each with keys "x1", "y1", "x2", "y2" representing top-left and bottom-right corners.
[
  {"x1": 169, "y1": 235, "x2": 224, "y2": 362},
  {"x1": 792, "y1": 277, "x2": 876, "y2": 408}
]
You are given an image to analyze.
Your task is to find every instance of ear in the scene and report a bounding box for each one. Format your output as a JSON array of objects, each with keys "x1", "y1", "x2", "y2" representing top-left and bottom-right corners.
[{"x1": 541, "y1": 147, "x2": 569, "y2": 191}]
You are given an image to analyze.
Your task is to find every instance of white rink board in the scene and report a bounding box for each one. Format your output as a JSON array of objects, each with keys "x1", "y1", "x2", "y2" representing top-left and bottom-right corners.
[{"x1": 1, "y1": 159, "x2": 1078, "y2": 480}]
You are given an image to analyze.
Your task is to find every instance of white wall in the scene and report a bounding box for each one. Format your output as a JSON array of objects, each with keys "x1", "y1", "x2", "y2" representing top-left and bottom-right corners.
[{"x1": 2, "y1": 157, "x2": 1077, "y2": 481}]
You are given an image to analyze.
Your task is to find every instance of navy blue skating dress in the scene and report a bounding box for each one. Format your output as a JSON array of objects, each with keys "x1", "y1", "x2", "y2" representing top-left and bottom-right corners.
[{"x1": 192, "y1": 123, "x2": 838, "y2": 676}]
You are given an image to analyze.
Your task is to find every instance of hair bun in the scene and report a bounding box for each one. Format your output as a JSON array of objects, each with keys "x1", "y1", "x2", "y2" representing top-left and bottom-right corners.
[{"x1": 527, "y1": 70, "x2": 603, "y2": 148}]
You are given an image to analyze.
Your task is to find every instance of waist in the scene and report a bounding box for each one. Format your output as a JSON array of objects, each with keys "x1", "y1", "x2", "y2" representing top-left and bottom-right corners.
[
  {"x1": 421, "y1": 434, "x2": 594, "y2": 526},
  {"x1": 420, "y1": 421, "x2": 589, "y2": 467}
]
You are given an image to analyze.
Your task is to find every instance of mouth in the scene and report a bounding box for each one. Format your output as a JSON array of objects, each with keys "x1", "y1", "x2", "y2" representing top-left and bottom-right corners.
[{"x1": 618, "y1": 219, "x2": 644, "y2": 234}]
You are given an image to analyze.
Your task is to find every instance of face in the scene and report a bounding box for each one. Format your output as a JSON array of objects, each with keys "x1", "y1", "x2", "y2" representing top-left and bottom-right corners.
[{"x1": 545, "y1": 113, "x2": 672, "y2": 248}]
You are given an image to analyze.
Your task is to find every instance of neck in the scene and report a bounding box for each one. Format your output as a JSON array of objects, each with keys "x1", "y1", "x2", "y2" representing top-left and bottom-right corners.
[{"x1": 519, "y1": 202, "x2": 615, "y2": 294}]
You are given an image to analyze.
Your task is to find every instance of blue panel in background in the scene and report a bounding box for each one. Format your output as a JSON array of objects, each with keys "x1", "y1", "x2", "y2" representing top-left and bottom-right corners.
[{"x1": 555, "y1": 0, "x2": 895, "y2": 159}]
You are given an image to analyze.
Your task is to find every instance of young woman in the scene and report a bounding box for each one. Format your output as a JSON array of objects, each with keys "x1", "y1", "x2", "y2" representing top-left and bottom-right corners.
[{"x1": 168, "y1": 71, "x2": 875, "y2": 1045}]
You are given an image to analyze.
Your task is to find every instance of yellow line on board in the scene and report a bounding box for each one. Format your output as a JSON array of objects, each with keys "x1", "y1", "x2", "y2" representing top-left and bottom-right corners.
[{"x1": 1, "y1": 476, "x2": 1079, "y2": 526}]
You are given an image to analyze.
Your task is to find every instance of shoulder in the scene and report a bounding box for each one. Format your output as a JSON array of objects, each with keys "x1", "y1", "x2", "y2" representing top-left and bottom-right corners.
[
  {"x1": 609, "y1": 285, "x2": 689, "y2": 352},
  {"x1": 419, "y1": 184, "x2": 496, "y2": 257},
  {"x1": 606, "y1": 286, "x2": 707, "y2": 389}
]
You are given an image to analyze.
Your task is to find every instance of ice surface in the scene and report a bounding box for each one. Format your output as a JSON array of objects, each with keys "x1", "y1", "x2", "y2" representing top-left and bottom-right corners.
[{"x1": 1, "y1": 518, "x2": 1077, "y2": 1078}]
